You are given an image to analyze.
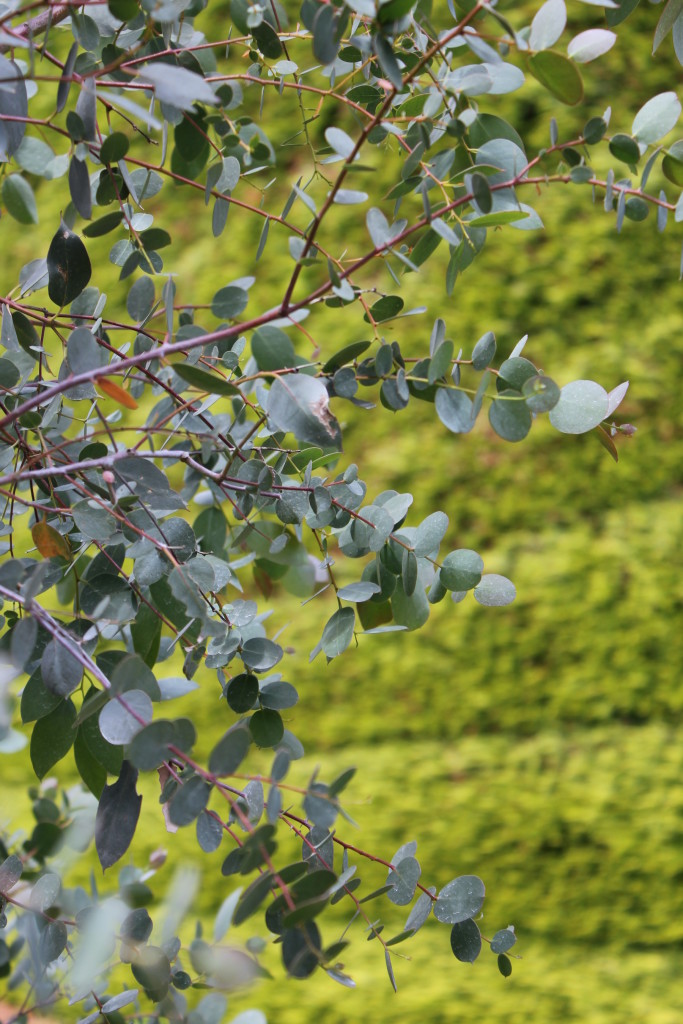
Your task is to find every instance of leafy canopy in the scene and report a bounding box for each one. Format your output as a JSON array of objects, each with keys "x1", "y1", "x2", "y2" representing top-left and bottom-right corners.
[{"x1": 0, "y1": 0, "x2": 679, "y2": 1018}]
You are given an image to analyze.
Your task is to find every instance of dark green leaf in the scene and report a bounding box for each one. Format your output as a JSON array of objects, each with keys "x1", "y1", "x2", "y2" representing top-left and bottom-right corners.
[
  {"x1": 56, "y1": 43, "x2": 78, "y2": 113},
  {"x1": 450, "y1": 919, "x2": 482, "y2": 963},
  {"x1": 372, "y1": 33, "x2": 404, "y2": 91},
  {"x1": 226, "y1": 672, "x2": 259, "y2": 712},
  {"x1": 74, "y1": 728, "x2": 106, "y2": 798},
  {"x1": 609, "y1": 133, "x2": 640, "y2": 165},
  {"x1": 489, "y1": 390, "x2": 532, "y2": 442},
  {"x1": 83, "y1": 211, "x2": 125, "y2": 237},
  {"x1": 583, "y1": 116, "x2": 607, "y2": 144},
  {"x1": 364, "y1": 295, "x2": 404, "y2": 323},
  {"x1": 322, "y1": 340, "x2": 370, "y2": 374},
  {"x1": 41, "y1": 638, "x2": 83, "y2": 697},
  {"x1": 139, "y1": 228, "x2": 171, "y2": 251},
  {"x1": 471, "y1": 172, "x2": 492, "y2": 214},
  {"x1": 30, "y1": 699, "x2": 77, "y2": 779},
  {"x1": 130, "y1": 604, "x2": 162, "y2": 669},
  {"x1": 498, "y1": 356, "x2": 538, "y2": 392},
  {"x1": 282, "y1": 922, "x2": 321, "y2": 978},
  {"x1": 498, "y1": 952, "x2": 513, "y2": 977},
  {"x1": 21, "y1": 669, "x2": 62, "y2": 723},
  {"x1": 528, "y1": 50, "x2": 584, "y2": 105},
  {"x1": 174, "y1": 362, "x2": 240, "y2": 396},
  {"x1": 233, "y1": 871, "x2": 273, "y2": 926},
  {"x1": 209, "y1": 726, "x2": 251, "y2": 775},
  {"x1": 47, "y1": 220, "x2": 92, "y2": 306},
  {"x1": 169, "y1": 776, "x2": 210, "y2": 826},
  {"x1": 249, "y1": 708, "x2": 284, "y2": 747},
  {"x1": 95, "y1": 760, "x2": 142, "y2": 870},
  {"x1": 522, "y1": 374, "x2": 560, "y2": 413},
  {"x1": 131, "y1": 946, "x2": 171, "y2": 1001},
  {"x1": 100, "y1": 131, "x2": 129, "y2": 164},
  {"x1": 253, "y1": 20, "x2": 282, "y2": 59},
  {"x1": 491, "y1": 926, "x2": 517, "y2": 954},
  {"x1": 127, "y1": 720, "x2": 176, "y2": 770},
  {"x1": 211, "y1": 285, "x2": 249, "y2": 319},
  {"x1": 68, "y1": 157, "x2": 92, "y2": 220}
]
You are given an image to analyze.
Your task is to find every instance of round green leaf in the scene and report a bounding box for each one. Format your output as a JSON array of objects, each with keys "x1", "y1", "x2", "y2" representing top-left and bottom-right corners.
[
  {"x1": 450, "y1": 919, "x2": 482, "y2": 963},
  {"x1": 249, "y1": 708, "x2": 284, "y2": 747},
  {"x1": 364, "y1": 295, "x2": 404, "y2": 324},
  {"x1": 131, "y1": 946, "x2": 171, "y2": 1001},
  {"x1": 226, "y1": 673, "x2": 259, "y2": 713},
  {"x1": 2, "y1": 174, "x2": 38, "y2": 224},
  {"x1": 391, "y1": 579, "x2": 429, "y2": 631},
  {"x1": 528, "y1": 51, "x2": 584, "y2": 106},
  {"x1": 259, "y1": 680, "x2": 298, "y2": 710},
  {"x1": 473, "y1": 574, "x2": 517, "y2": 607},
  {"x1": 127, "y1": 720, "x2": 176, "y2": 770},
  {"x1": 387, "y1": 856, "x2": 421, "y2": 906},
  {"x1": 241, "y1": 638, "x2": 283, "y2": 672},
  {"x1": 434, "y1": 875, "x2": 486, "y2": 924},
  {"x1": 99, "y1": 690, "x2": 153, "y2": 745},
  {"x1": 624, "y1": 197, "x2": 649, "y2": 222},
  {"x1": 522, "y1": 374, "x2": 560, "y2": 413},
  {"x1": 439, "y1": 549, "x2": 483, "y2": 591},
  {"x1": 41, "y1": 638, "x2": 83, "y2": 697},
  {"x1": 489, "y1": 390, "x2": 532, "y2": 442},
  {"x1": 252, "y1": 325, "x2": 296, "y2": 370},
  {"x1": 609, "y1": 133, "x2": 640, "y2": 165},
  {"x1": 0, "y1": 357, "x2": 20, "y2": 390},
  {"x1": 583, "y1": 116, "x2": 607, "y2": 144},
  {"x1": 497, "y1": 356, "x2": 537, "y2": 392},
  {"x1": 548, "y1": 379, "x2": 609, "y2": 433},
  {"x1": 211, "y1": 285, "x2": 249, "y2": 319},
  {"x1": 169, "y1": 775, "x2": 210, "y2": 826},
  {"x1": 490, "y1": 926, "x2": 517, "y2": 954}
]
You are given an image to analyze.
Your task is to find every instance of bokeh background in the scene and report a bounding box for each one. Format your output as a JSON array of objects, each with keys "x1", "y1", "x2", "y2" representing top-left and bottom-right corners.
[{"x1": 3, "y1": 1, "x2": 683, "y2": 1022}]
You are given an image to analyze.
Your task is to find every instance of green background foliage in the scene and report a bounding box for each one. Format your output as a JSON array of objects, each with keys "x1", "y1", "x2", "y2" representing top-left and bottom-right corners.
[{"x1": 2, "y1": 0, "x2": 683, "y2": 1021}]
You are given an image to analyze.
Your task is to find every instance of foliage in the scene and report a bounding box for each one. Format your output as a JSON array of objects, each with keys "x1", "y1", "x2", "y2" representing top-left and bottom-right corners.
[{"x1": 0, "y1": 0, "x2": 681, "y2": 1020}]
